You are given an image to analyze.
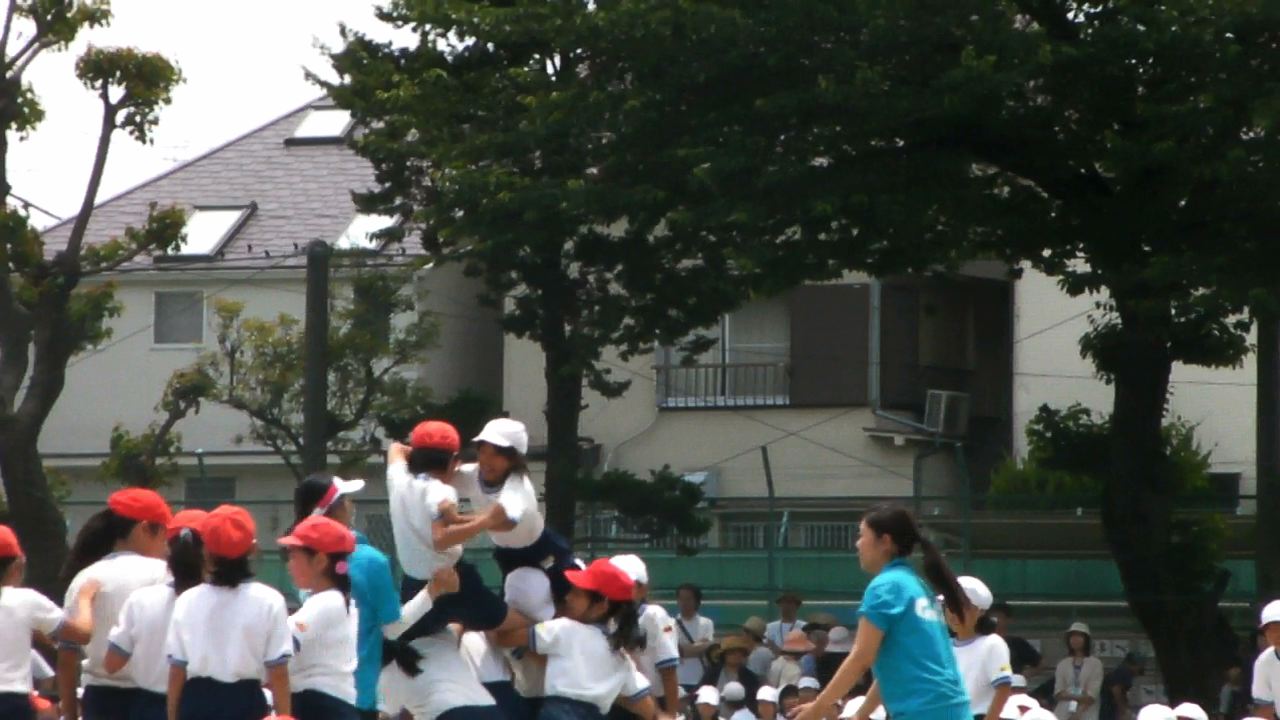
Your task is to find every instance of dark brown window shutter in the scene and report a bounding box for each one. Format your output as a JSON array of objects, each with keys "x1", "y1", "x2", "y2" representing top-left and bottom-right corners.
[{"x1": 788, "y1": 283, "x2": 870, "y2": 406}]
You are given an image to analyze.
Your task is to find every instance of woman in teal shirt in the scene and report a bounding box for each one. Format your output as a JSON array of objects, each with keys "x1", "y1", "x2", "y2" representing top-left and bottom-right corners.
[{"x1": 792, "y1": 505, "x2": 970, "y2": 720}]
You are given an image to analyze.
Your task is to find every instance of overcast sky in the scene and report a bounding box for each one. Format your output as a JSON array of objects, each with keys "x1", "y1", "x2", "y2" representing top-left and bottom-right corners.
[{"x1": 10, "y1": 0, "x2": 405, "y2": 226}]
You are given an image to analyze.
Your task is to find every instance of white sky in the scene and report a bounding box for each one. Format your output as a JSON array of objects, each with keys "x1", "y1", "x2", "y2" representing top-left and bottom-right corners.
[{"x1": 9, "y1": 0, "x2": 407, "y2": 226}]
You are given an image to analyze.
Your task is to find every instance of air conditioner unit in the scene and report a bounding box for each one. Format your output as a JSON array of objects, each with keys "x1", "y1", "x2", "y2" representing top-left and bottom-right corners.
[{"x1": 923, "y1": 390, "x2": 970, "y2": 438}]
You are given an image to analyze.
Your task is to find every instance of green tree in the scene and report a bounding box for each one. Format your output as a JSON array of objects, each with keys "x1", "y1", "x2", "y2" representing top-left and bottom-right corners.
[{"x1": 0, "y1": 1, "x2": 183, "y2": 595}]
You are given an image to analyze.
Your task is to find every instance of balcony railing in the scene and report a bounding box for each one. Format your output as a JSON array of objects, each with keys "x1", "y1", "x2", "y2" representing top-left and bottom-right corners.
[{"x1": 656, "y1": 362, "x2": 790, "y2": 408}]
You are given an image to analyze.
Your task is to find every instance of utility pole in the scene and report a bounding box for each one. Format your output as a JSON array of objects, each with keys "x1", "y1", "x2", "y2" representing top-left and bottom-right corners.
[
  {"x1": 1257, "y1": 310, "x2": 1280, "y2": 600},
  {"x1": 302, "y1": 240, "x2": 331, "y2": 475},
  {"x1": 761, "y1": 445, "x2": 777, "y2": 616}
]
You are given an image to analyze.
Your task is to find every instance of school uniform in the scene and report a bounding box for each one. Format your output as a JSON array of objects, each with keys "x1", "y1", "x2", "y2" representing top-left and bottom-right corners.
[
  {"x1": 462, "y1": 630, "x2": 530, "y2": 720},
  {"x1": 858, "y1": 558, "x2": 969, "y2": 720},
  {"x1": 107, "y1": 583, "x2": 179, "y2": 720},
  {"x1": 953, "y1": 634, "x2": 1012, "y2": 719},
  {"x1": 166, "y1": 581, "x2": 292, "y2": 720},
  {"x1": 675, "y1": 613, "x2": 715, "y2": 690},
  {"x1": 0, "y1": 587, "x2": 66, "y2": 720},
  {"x1": 289, "y1": 588, "x2": 360, "y2": 720},
  {"x1": 632, "y1": 602, "x2": 680, "y2": 703},
  {"x1": 1252, "y1": 648, "x2": 1280, "y2": 712},
  {"x1": 380, "y1": 627, "x2": 503, "y2": 720},
  {"x1": 62, "y1": 551, "x2": 169, "y2": 720},
  {"x1": 530, "y1": 618, "x2": 651, "y2": 720}
]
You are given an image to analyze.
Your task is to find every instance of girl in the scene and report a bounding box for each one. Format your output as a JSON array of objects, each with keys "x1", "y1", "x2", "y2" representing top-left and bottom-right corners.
[
  {"x1": 791, "y1": 505, "x2": 969, "y2": 720},
  {"x1": 278, "y1": 515, "x2": 360, "y2": 720},
  {"x1": 943, "y1": 576, "x2": 1012, "y2": 720},
  {"x1": 1052, "y1": 624, "x2": 1103, "y2": 720},
  {"x1": 166, "y1": 504, "x2": 293, "y2": 720},
  {"x1": 497, "y1": 557, "x2": 660, "y2": 720},
  {"x1": 0, "y1": 524, "x2": 97, "y2": 720},
  {"x1": 59, "y1": 488, "x2": 172, "y2": 720},
  {"x1": 104, "y1": 509, "x2": 208, "y2": 720}
]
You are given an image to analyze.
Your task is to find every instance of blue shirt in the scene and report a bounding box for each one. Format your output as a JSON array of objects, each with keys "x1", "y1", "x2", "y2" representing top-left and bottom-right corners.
[
  {"x1": 858, "y1": 559, "x2": 968, "y2": 718},
  {"x1": 349, "y1": 533, "x2": 401, "y2": 711}
]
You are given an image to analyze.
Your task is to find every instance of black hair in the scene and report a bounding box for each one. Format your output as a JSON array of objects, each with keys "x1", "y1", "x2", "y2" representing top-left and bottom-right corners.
[
  {"x1": 862, "y1": 505, "x2": 965, "y2": 621},
  {"x1": 477, "y1": 441, "x2": 527, "y2": 480},
  {"x1": 0, "y1": 556, "x2": 18, "y2": 601},
  {"x1": 62, "y1": 509, "x2": 162, "y2": 584},
  {"x1": 677, "y1": 583, "x2": 704, "y2": 608},
  {"x1": 975, "y1": 612, "x2": 998, "y2": 635},
  {"x1": 725, "y1": 699, "x2": 746, "y2": 712},
  {"x1": 408, "y1": 447, "x2": 456, "y2": 476},
  {"x1": 778, "y1": 685, "x2": 800, "y2": 702},
  {"x1": 295, "y1": 473, "x2": 335, "y2": 522},
  {"x1": 168, "y1": 531, "x2": 205, "y2": 595},
  {"x1": 208, "y1": 554, "x2": 254, "y2": 588},
  {"x1": 585, "y1": 589, "x2": 644, "y2": 652},
  {"x1": 298, "y1": 548, "x2": 353, "y2": 611},
  {"x1": 990, "y1": 601, "x2": 1013, "y2": 617},
  {"x1": 1065, "y1": 631, "x2": 1093, "y2": 657}
]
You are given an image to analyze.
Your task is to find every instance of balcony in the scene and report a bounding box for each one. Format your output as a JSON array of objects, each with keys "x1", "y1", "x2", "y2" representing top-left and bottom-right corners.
[{"x1": 655, "y1": 362, "x2": 790, "y2": 408}]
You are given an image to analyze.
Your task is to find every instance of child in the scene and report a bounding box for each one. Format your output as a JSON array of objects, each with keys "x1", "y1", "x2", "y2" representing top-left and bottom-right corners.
[
  {"x1": 696, "y1": 687, "x2": 724, "y2": 720},
  {"x1": 768, "y1": 632, "x2": 811, "y2": 689},
  {"x1": 943, "y1": 576, "x2": 1012, "y2": 720},
  {"x1": 460, "y1": 630, "x2": 523, "y2": 720},
  {"x1": 777, "y1": 686, "x2": 801, "y2": 718},
  {"x1": 798, "y1": 678, "x2": 821, "y2": 705},
  {"x1": 1254, "y1": 601, "x2": 1280, "y2": 720},
  {"x1": 278, "y1": 515, "x2": 361, "y2": 720},
  {"x1": 104, "y1": 509, "x2": 207, "y2": 720},
  {"x1": 497, "y1": 558, "x2": 659, "y2": 720},
  {"x1": 723, "y1": 682, "x2": 754, "y2": 720},
  {"x1": 503, "y1": 567, "x2": 557, "y2": 718},
  {"x1": 610, "y1": 554, "x2": 682, "y2": 713},
  {"x1": 58, "y1": 488, "x2": 172, "y2": 720},
  {"x1": 0, "y1": 525, "x2": 96, "y2": 720},
  {"x1": 166, "y1": 504, "x2": 293, "y2": 720},
  {"x1": 756, "y1": 687, "x2": 779, "y2": 720}
]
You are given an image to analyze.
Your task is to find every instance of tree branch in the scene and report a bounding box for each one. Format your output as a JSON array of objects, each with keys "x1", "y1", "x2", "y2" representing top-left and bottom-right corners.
[
  {"x1": 1, "y1": 0, "x2": 19, "y2": 61},
  {"x1": 63, "y1": 84, "x2": 117, "y2": 259},
  {"x1": 15, "y1": 299, "x2": 72, "y2": 432},
  {"x1": 1011, "y1": 0, "x2": 1079, "y2": 42}
]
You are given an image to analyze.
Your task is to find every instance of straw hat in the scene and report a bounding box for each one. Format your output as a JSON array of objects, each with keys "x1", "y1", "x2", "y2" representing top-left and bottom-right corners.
[{"x1": 742, "y1": 616, "x2": 768, "y2": 640}]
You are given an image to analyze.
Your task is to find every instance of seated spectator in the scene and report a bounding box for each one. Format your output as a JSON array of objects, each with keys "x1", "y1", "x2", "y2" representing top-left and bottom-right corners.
[
  {"x1": 724, "y1": 681, "x2": 756, "y2": 720},
  {"x1": 778, "y1": 685, "x2": 801, "y2": 718},
  {"x1": 799, "y1": 677, "x2": 821, "y2": 704},
  {"x1": 769, "y1": 631, "x2": 812, "y2": 689},
  {"x1": 743, "y1": 617, "x2": 776, "y2": 678},
  {"x1": 696, "y1": 686, "x2": 724, "y2": 720},
  {"x1": 757, "y1": 687, "x2": 779, "y2": 720},
  {"x1": 1100, "y1": 652, "x2": 1144, "y2": 720},
  {"x1": 801, "y1": 629, "x2": 828, "y2": 678},
  {"x1": 701, "y1": 636, "x2": 762, "y2": 712},
  {"x1": 816, "y1": 627, "x2": 851, "y2": 688}
]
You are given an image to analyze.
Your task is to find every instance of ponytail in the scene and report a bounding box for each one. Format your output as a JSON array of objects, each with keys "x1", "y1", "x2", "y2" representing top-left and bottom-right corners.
[
  {"x1": 168, "y1": 531, "x2": 205, "y2": 595},
  {"x1": 864, "y1": 505, "x2": 965, "y2": 620},
  {"x1": 62, "y1": 509, "x2": 139, "y2": 584},
  {"x1": 599, "y1": 594, "x2": 644, "y2": 653}
]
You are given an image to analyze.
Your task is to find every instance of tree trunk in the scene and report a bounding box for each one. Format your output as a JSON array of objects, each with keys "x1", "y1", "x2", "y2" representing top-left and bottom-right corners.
[
  {"x1": 542, "y1": 340, "x2": 585, "y2": 541},
  {"x1": 1102, "y1": 308, "x2": 1235, "y2": 706},
  {"x1": 0, "y1": 430, "x2": 68, "y2": 598},
  {"x1": 1257, "y1": 310, "x2": 1280, "y2": 600}
]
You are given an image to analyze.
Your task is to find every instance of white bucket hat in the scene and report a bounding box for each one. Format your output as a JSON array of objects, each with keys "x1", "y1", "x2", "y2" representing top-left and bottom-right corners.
[
  {"x1": 473, "y1": 417, "x2": 529, "y2": 455},
  {"x1": 957, "y1": 576, "x2": 994, "y2": 611},
  {"x1": 722, "y1": 682, "x2": 746, "y2": 702}
]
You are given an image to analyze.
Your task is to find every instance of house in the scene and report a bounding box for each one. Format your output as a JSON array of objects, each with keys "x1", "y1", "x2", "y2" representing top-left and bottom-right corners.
[{"x1": 36, "y1": 101, "x2": 504, "y2": 546}]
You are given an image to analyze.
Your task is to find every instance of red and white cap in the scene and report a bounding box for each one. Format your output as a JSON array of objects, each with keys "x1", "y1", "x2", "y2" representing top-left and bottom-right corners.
[
  {"x1": 410, "y1": 420, "x2": 462, "y2": 453},
  {"x1": 167, "y1": 509, "x2": 208, "y2": 540},
  {"x1": 200, "y1": 505, "x2": 257, "y2": 559},
  {"x1": 278, "y1": 516, "x2": 356, "y2": 555},
  {"x1": 311, "y1": 476, "x2": 366, "y2": 517},
  {"x1": 0, "y1": 524, "x2": 22, "y2": 558},
  {"x1": 108, "y1": 488, "x2": 173, "y2": 526},
  {"x1": 564, "y1": 557, "x2": 634, "y2": 602},
  {"x1": 609, "y1": 554, "x2": 648, "y2": 585}
]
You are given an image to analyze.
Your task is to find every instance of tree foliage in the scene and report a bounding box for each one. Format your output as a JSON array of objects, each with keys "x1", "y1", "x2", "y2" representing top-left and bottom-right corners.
[{"x1": 576, "y1": 465, "x2": 711, "y2": 555}]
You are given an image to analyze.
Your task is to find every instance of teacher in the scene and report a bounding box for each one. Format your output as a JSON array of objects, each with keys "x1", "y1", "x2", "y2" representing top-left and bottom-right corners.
[{"x1": 790, "y1": 505, "x2": 971, "y2": 720}]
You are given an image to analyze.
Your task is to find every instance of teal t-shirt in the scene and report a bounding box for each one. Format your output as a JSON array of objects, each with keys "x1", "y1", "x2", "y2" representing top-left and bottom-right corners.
[{"x1": 858, "y1": 558, "x2": 969, "y2": 718}]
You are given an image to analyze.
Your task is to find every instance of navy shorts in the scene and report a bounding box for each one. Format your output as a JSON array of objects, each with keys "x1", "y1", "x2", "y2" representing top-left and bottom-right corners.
[
  {"x1": 399, "y1": 560, "x2": 509, "y2": 642},
  {"x1": 485, "y1": 680, "x2": 530, "y2": 720},
  {"x1": 130, "y1": 690, "x2": 166, "y2": 720},
  {"x1": 292, "y1": 689, "x2": 359, "y2": 720},
  {"x1": 83, "y1": 685, "x2": 140, "y2": 720},
  {"x1": 179, "y1": 677, "x2": 267, "y2": 720},
  {"x1": 0, "y1": 692, "x2": 34, "y2": 720},
  {"x1": 538, "y1": 696, "x2": 606, "y2": 720},
  {"x1": 492, "y1": 528, "x2": 575, "y2": 603},
  {"x1": 440, "y1": 705, "x2": 508, "y2": 720}
]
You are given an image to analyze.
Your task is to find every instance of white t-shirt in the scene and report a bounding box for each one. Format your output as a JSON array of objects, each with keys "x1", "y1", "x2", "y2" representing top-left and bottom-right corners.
[
  {"x1": 461, "y1": 631, "x2": 513, "y2": 684},
  {"x1": 1253, "y1": 648, "x2": 1280, "y2": 707},
  {"x1": 632, "y1": 603, "x2": 680, "y2": 698},
  {"x1": 0, "y1": 588, "x2": 65, "y2": 694},
  {"x1": 731, "y1": 708, "x2": 759, "y2": 720},
  {"x1": 764, "y1": 619, "x2": 807, "y2": 649},
  {"x1": 380, "y1": 628, "x2": 497, "y2": 720},
  {"x1": 31, "y1": 649, "x2": 54, "y2": 682},
  {"x1": 387, "y1": 461, "x2": 464, "y2": 580},
  {"x1": 768, "y1": 656, "x2": 803, "y2": 690},
  {"x1": 107, "y1": 584, "x2": 177, "y2": 694},
  {"x1": 166, "y1": 582, "x2": 292, "y2": 682},
  {"x1": 953, "y1": 634, "x2": 1013, "y2": 715},
  {"x1": 454, "y1": 464, "x2": 544, "y2": 548},
  {"x1": 289, "y1": 589, "x2": 358, "y2": 704},
  {"x1": 676, "y1": 614, "x2": 715, "y2": 686},
  {"x1": 63, "y1": 551, "x2": 169, "y2": 688},
  {"x1": 531, "y1": 618, "x2": 651, "y2": 713},
  {"x1": 508, "y1": 646, "x2": 548, "y2": 698}
]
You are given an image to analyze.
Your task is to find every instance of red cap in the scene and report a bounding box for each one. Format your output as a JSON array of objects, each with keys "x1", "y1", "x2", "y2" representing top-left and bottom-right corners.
[
  {"x1": 30, "y1": 693, "x2": 53, "y2": 712},
  {"x1": 0, "y1": 525, "x2": 23, "y2": 558},
  {"x1": 565, "y1": 557, "x2": 635, "y2": 602},
  {"x1": 410, "y1": 420, "x2": 461, "y2": 453},
  {"x1": 277, "y1": 516, "x2": 356, "y2": 555},
  {"x1": 108, "y1": 488, "x2": 173, "y2": 526},
  {"x1": 167, "y1": 509, "x2": 208, "y2": 540},
  {"x1": 200, "y1": 505, "x2": 256, "y2": 559}
]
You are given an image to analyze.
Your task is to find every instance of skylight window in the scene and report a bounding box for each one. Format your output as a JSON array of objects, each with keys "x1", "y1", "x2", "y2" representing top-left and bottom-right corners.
[
  {"x1": 335, "y1": 213, "x2": 397, "y2": 251},
  {"x1": 168, "y1": 206, "x2": 254, "y2": 258},
  {"x1": 286, "y1": 108, "x2": 353, "y2": 144}
]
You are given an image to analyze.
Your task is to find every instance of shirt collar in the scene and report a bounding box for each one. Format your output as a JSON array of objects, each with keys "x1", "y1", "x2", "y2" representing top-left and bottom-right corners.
[{"x1": 885, "y1": 558, "x2": 910, "y2": 570}]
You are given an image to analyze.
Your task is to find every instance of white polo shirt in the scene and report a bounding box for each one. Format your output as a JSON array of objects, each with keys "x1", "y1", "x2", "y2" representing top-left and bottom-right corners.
[
  {"x1": 107, "y1": 584, "x2": 177, "y2": 694},
  {"x1": 387, "y1": 461, "x2": 464, "y2": 580},
  {"x1": 531, "y1": 618, "x2": 651, "y2": 713},
  {"x1": 508, "y1": 646, "x2": 548, "y2": 698},
  {"x1": 676, "y1": 613, "x2": 715, "y2": 687},
  {"x1": 0, "y1": 587, "x2": 65, "y2": 694},
  {"x1": 953, "y1": 634, "x2": 1013, "y2": 715},
  {"x1": 380, "y1": 628, "x2": 498, "y2": 720},
  {"x1": 454, "y1": 464, "x2": 544, "y2": 548},
  {"x1": 764, "y1": 619, "x2": 807, "y2": 649},
  {"x1": 289, "y1": 588, "x2": 358, "y2": 704},
  {"x1": 460, "y1": 631, "x2": 513, "y2": 684},
  {"x1": 166, "y1": 582, "x2": 292, "y2": 682},
  {"x1": 1253, "y1": 648, "x2": 1280, "y2": 708},
  {"x1": 63, "y1": 551, "x2": 168, "y2": 688},
  {"x1": 632, "y1": 603, "x2": 680, "y2": 698}
]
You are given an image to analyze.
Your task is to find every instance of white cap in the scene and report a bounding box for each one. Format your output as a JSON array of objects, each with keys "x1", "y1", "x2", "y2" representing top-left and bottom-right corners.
[
  {"x1": 1137, "y1": 705, "x2": 1176, "y2": 720},
  {"x1": 1009, "y1": 694, "x2": 1040, "y2": 712},
  {"x1": 723, "y1": 682, "x2": 746, "y2": 702},
  {"x1": 840, "y1": 697, "x2": 866, "y2": 720},
  {"x1": 473, "y1": 418, "x2": 529, "y2": 455},
  {"x1": 757, "y1": 687, "x2": 779, "y2": 704},
  {"x1": 1000, "y1": 701, "x2": 1022, "y2": 720},
  {"x1": 798, "y1": 677, "x2": 821, "y2": 691},
  {"x1": 957, "y1": 575, "x2": 994, "y2": 611},
  {"x1": 695, "y1": 686, "x2": 720, "y2": 707},
  {"x1": 1174, "y1": 703, "x2": 1209, "y2": 720},
  {"x1": 1261, "y1": 600, "x2": 1280, "y2": 627},
  {"x1": 610, "y1": 554, "x2": 649, "y2": 585},
  {"x1": 1011, "y1": 674, "x2": 1027, "y2": 689},
  {"x1": 1021, "y1": 709, "x2": 1058, "y2": 720},
  {"x1": 504, "y1": 567, "x2": 555, "y2": 622}
]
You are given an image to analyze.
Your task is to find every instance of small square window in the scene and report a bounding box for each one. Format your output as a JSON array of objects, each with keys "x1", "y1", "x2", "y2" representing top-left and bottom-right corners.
[
  {"x1": 153, "y1": 291, "x2": 205, "y2": 345},
  {"x1": 335, "y1": 213, "x2": 397, "y2": 251},
  {"x1": 185, "y1": 476, "x2": 235, "y2": 510},
  {"x1": 165, "y1": 206, "x2": 253, "y2": 258},
  {"x1": 286, "y1": 108, "x2": 354, "y2": 145}
]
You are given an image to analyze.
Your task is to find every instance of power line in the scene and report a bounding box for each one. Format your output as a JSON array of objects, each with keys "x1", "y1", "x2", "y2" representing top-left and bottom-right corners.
[{"x1": 9, "y1": 192, "x2": 63, "y2": 222}]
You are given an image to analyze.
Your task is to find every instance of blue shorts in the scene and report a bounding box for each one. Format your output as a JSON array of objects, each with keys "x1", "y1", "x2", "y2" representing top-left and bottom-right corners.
[
  {"x1": 179, "y1": 677, "x2": 267, "y2": 720},
  {"x1": 292, "y1": 689, "x2": 359, "y2": 720},
  {"x1": 493, "y1": 529, "x2": 575, "y2": 603},
  {"x1": 399, "y1": 560, "x2": 509, "y2": 642},
  {"x1": 83, "y1": 685, "x2": 141, "y2": 720},
  {"x1": 0, "y1": 692, "x2": 34, "y2": 720},
  {"x1": 440, "y1": 706, "x2": 507, "y2": 720},
  {"x1": 539, "y1": 696, "x2": 605, "y2": 720}
]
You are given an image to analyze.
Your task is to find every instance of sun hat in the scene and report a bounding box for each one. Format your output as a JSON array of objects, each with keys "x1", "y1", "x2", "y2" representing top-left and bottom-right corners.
[
  {"x1": 742, "y1": 616, "x2": 768, "y2": 640},
  {"x1": 826, "y1": 626, "x2": 853, "y2": 653},
  {"x1": 1065, "y1": 621, "x2": 1091, "y2": 637},
  {"x1": 473, "y1": 418, "x2": 529, "y2": 455},
  {"x1": 781, "y1": 629, "x2": 815, "y2": 654},
  {"x1": 721, "y1": 635, "x2": 752, "y2": 655}
]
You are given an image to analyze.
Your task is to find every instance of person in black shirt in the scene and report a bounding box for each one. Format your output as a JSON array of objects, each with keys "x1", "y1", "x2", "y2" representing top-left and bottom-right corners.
[
  {"x1": 1099, "y1": 652, "x2": 1144, "y2": 720},
  {"x1": 990, "y1": 602, "x2": 1042, "y2": 674}
]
